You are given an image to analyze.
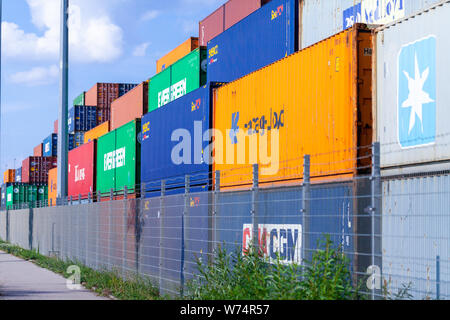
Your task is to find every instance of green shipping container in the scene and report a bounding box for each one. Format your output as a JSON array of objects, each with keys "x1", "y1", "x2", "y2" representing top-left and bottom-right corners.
[
  {"x1": 74, "y1": 92, "x2": 85, "y2": 106},
  {"x1": 97, "y1": 119, "x2": 141, "y2": 196},
  {"x1": 148, "y1": 48, "x2": 206, "y2": 112},
  {"x1": 6, "y1": 184, "x2": 48, "y2": 209}
]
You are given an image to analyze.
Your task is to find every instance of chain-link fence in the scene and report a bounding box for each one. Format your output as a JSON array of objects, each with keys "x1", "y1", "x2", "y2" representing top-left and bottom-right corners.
[{"x1": 0, "y1": 144, "x2": 449, "y2": 300}]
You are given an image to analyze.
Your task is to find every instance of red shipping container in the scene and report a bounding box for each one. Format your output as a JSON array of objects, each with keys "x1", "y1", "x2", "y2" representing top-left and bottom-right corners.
[
  {"x1": 199, "y1": 0, "x2": 267, "y2": 46},
  {"x1": 111, "y1": 82, "x2": 148, "y2": 131},
  {"x1": 86, "y1": 83, "x2": 120, "y2": 124},
  {"x1": 33, "y1": 144, "x2": 43, "y2": 157},
  {"x1": 54, "y1": 120, "x2": 58, "y2": 134},
  {"x1": 68, "y1": 141, "x2": 96, "y2": 198},
  {"x1": 22, "y1": 156, "x2": 57, "y2": 184}
]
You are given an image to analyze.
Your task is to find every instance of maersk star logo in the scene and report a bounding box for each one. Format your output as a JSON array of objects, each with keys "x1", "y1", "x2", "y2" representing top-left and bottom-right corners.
[{"x1": 398, "y1": 36, "x2": 436, "y2": 148}]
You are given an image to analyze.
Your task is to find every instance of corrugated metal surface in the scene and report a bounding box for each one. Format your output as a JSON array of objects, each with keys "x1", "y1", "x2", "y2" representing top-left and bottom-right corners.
[
  {"x1": 301, "y1": 0, "x2": 442, "y2": 49},
  {"x1": 34, "y1": 143, "x2": 43, "y2": 157},
  {"x1": 73, "y1": 92, "x2": 85, "y2": 106},
  {"x1": 48, "y1": 168, "x2": 57, "y2": 206},
  {"x1": 68, "y1": 141, "x2": 96, "y2": 198},
  {"x1": 84, "y1": 121, "x2": 110, "y2": 143},
  {"x1": 375, "y1": 1, "x2": 450, "y2": 175},
  {"x1": 382, "y1": 173, "x2": 450, "y2": 299},
  {"x1": 199, "y1": 0, "x2": 264, "y2": 47},
  {"x1": 68, "y1": 106, "x2": 97, "y2": 133},
  {"x1": 96, "y1": 120, "x2": 141, "y2": 195},
  {"x1": 149, "y1": 48, "x2": 207, "y2": 112},
  {"x1": 207, "y1": 0, "x2": 297, "y2": 83},
  {"x1": 141, "y1": 83, "x2": 223, "y2": 189},
  {"x1": 15, "y1": 168, "x2": 22, "y2": 183},
  {"x1": 22, "y1": 157, "x2": 57, "y2": 184},
  {"x1": 3, "y1": 169, "x2": 15, "y2": 184},
  {"x1": 156, "y1": 37, "x2": 199, "y2": 73},
  {"x1": 111, "y1": 82, "x2": 148, "y2": 131},
  {"x1": 43, "y1": 134, "x2": 58, "y2": 157},
  {"x1": 213, "y1": 25, "x2": 373, "y2": 189}
]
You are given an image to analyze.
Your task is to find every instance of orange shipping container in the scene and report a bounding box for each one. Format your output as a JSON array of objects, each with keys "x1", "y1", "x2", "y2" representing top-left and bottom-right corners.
[
  {"x1": 213, "y1": 25, "x2": 373, "y2": 190},
  {"x1": 84, "y1": 121, "x2": 110, "y2": 144},
  {"x1": 48, "y1": 168, "x2": 57, "y2": 206},
  {"x1": 156, "y1": 37, "x2": 199, "y2": 73},
  {"x1": 111, "y1": 82, "x2": 148, "y2": 131},
  {"x1": 34, "y1": 143, "x2": 43, "y2": 157},
  {"x1": 3, "y1": 169, "x2": 15, "y2": 184}
]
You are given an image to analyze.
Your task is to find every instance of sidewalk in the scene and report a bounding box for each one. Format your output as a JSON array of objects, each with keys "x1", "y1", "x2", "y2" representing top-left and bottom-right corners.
[{"x1": 0, "y1": 251, "x2": 109, "y2": 300}]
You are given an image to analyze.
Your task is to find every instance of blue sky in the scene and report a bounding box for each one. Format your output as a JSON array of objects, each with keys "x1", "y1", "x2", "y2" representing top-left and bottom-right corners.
[{"x1": 1, "y1": 0, "x2": 227, "y2": 172}]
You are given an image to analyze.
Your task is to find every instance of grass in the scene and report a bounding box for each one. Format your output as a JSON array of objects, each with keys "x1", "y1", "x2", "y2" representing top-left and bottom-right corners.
[{"x1": 0, "y1": 240, "x2": 161, "y2": 300}]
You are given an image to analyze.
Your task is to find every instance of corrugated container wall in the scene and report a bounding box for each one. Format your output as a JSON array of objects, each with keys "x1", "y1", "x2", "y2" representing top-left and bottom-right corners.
[
  {"x1": 34, "y1": 144, "x2": 43, "y2": 157},
  {"x1": 68, "y1": 106, "x2": 97, "y2": 133},
  {"x1": 207, "y1": 0, "x2": 297, "y2": 83},
  {"x1": 53, "y1": 120, "x2": 58, "y2": 134},
  {"x1": 382, "y1": 173, "x2": 450, "y2": 299},
  {"x1": 199, "y1": 0, "x2": 267, "y2": 46},
  {"x1": 22, "y1": 157, "x2": 57, "y2": 185},
  {"x1": 213, "y1": 25, "x2": 373, "y2": 189},
  {"x1": 84, "y1": 121, "x2": 110, "y2": 143},
  {"x1": 157, "y1": 37, "x2": 199, "y2": 73},
  {"x1": 74, "y1": 92, "x2": 85, "y2": 106},
  {"x1": 43, "y1": 134, "x2": 58, "y2": 157},
  {"x1": 141, "y1": 83, "x2": 224, "y2": 191},
  {"x1": 111, "y1": 82, "x2": 148, "y2": 131},
  {"x1": 96, "y1": 120, "x2": 141, "y2": 196},
  {"x1": 376, "y1": 1, "x2": 450, "y2": 175},
  {"x1": 15, "y1": 168, "x2": 22, "y2": 183},
  {"x1": 68, "y1": 141, "x2": 96, "y2": 198},
  {"x1": 85, "y1": 83, "x2": 137, "y2": 124},
  {"x1": 3, "y1": 170, "x2": 15, "y2": 184},
  {"x1": 48, "y1": 168, "x2": 57, "y2": 206},
  {"x1": 301, "y1": 0, "x2": 442, "y2": 49},
  {"x1": 148, "y1": 48, "x2": 206, "y2": 112}
]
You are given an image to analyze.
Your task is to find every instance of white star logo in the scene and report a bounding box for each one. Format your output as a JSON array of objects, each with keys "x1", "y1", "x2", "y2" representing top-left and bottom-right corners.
[{"x1": 401, "y1": 53, "x2": 434, "y2": 134}]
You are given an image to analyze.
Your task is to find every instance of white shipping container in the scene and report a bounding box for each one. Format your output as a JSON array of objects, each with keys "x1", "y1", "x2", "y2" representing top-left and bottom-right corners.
[
  {"x1": 301, "y1": 0, "x2": 442, "y2": 49},
  {"x1": 375, "y1": 0, "x2": 450, "y2": 174}
]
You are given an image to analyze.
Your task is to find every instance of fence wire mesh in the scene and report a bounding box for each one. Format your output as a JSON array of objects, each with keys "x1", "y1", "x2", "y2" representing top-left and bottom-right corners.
[{"x1": 0, "y1": 146, "x2": 449, "y2": 300}]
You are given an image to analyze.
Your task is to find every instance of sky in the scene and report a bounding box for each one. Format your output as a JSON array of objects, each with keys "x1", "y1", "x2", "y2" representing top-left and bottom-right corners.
[{"x1": 0, "y1": 0, "x2": 227, "y2": 172}]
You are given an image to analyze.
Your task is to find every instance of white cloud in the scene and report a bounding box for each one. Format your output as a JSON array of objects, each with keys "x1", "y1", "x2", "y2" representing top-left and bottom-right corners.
[
  {"x1": 133, "y1": 42, "x2": 151, "y2": 57},
  {"x1": 140, "y1": 10, "x2": 161, "y2": 22},
  {"x1": 2, "y1": 0, "x2": 124, "y2": 63},
  {"x1": 10, "y1": 65, "x2": 59, "y2": 86}
]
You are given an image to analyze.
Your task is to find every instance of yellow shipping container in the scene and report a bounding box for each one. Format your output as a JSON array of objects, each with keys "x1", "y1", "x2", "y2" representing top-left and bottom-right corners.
[
  {"x1": 48, "y1": 168, "x2": 57, "y2": 206},
  {"x1": 3, "y1": 169, "x2": 15, "y2": 184},
  {"x1": 156, "y1": 37, "x2": 199, "y2": 73},
  {"x1": 213, "y1": 25, "x2": 373, "y2": 190},
  {"x1": 84, "y1": 121, "x2": 110, "y2": 144}
]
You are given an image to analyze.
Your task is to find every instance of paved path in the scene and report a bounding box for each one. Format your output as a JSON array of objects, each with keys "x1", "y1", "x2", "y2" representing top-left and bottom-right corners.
[{"x1": 0, "y1": 251, "x2": 109, "y2": 300}]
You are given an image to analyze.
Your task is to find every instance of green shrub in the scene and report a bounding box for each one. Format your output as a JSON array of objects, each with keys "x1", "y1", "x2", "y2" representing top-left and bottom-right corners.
[{"x1": 187, "y1": 235, "x2": 362, "y2": 300}]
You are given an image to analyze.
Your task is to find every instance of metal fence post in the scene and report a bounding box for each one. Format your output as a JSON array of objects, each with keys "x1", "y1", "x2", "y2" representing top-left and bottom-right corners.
[
  {"x1": 136, "y1": 182, "x2": 145, "y2": 275},
  {"x1": 159, "y1": 180, "x2": 166, "y2": 294},
  {"x1": 181, "y1": 175, "x2": 190, "y2": 297},
  {"x1": 371, "y1": 142, "x2": 381, "y2": 300},
  {"x1": 109, "y1": 188, "x2": 114, "y2": 270},
  {"x1": 252, "y1": 164, "x2": 259, "y2": 252},
  {"x1": 28, "y1": 208, "x2": 34, "y2": 251},
  {"x1": 122, "y1": 186, "x2": 128, "y2": 278},
  {"x1": 5, "y1": 209, "x2": 9, "y2": 243},
  {"x1": 302, "y1": 155, "x2": 310, "y2": 265},
  {"x1": 436, "y1": 255, "x2": 441, "y2": 300},
  {"x1": 212, "y1": 171, "x2": 220, "y2": 262}
]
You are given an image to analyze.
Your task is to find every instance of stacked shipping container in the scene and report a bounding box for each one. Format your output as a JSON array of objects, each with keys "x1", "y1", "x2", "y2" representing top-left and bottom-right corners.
[
  {"x1": 157, "y1": 37, "x2": 199, "y2": 73},
  {"x1": 111, "y1": 82, "x2": 148, "y2": 131},
  {"x1": 22, "y1": 157, "x2": 57, "y2": 185}
]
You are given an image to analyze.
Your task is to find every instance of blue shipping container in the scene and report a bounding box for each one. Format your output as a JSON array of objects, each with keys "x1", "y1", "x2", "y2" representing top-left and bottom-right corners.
[
  {"x1": 43, "y1": 134, "x2": 58, "y2": 157},
  {"x1": 68, "y1": 106, "x2": 97, "y2": 134},
  {"x1": 207, "y1": 0, "x2": 298, "y2": 83},
  {"x1": 141, "y1": 82, "x2": 224, "y2": 193},
  {"x1": 119, "y1": 83, "x2": 138, "y2": 97},
  {"x1": 15, "y1": 168, "x2": 22, "y2": 183}
]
